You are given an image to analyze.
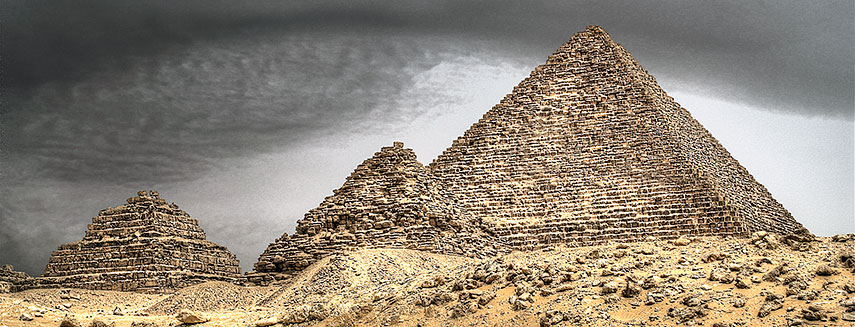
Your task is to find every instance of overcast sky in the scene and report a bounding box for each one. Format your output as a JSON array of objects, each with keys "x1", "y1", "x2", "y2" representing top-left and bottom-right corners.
[{"x1": 1, "y1": 0, "x2": 852, "y2": 276}]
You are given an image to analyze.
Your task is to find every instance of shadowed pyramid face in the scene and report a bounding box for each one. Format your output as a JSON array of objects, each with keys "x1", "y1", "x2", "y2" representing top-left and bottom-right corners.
[{"x1": 427, "y1": 26, "x2": 803, "y2": 248}]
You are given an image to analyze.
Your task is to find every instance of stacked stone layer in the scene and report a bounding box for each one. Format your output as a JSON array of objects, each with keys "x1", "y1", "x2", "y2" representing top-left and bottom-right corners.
[
  {"x1": 428, "y1": 25, "x2": 803, "y2": 249},
  {"x1": 253, "y1": 142, "x2": 504, "y2": 282},
  {"x1": 0, "y1": 265, "x2": 31, "y2": 293},
  {"x1": 40, "y1": 191, "x2": 241, "y2": 292}
]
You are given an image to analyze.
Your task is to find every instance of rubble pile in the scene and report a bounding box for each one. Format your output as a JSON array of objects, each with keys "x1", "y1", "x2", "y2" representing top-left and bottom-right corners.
[
  {"x1": 0, "y1": 265, "x2": 32, "y2": 293},
  {"x1": 253, "y1": 143, "x2": 504, "y2": 283}
]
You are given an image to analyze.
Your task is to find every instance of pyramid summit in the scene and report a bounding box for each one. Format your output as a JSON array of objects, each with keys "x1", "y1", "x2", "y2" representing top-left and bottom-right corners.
[
  {"x1": 429, "y1": 25, "x2": 804, "y2": 248},
  {"x1": 40, "y1": 190, "x2": 241, "y2": 291},
  {"x1": 252, "y1": 142, "x2": 503, "y2": 282}
]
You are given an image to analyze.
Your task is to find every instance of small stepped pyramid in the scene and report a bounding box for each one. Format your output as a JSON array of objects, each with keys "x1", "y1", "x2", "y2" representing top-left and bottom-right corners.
[
  {"x1": 252, "y1": 142, "x2": 503, "y2": 282},
  {"x1": 40, "y1": 190, "x2": 240, "y2": 292},
  {"x1": 428, "y1": 26, "x2": 805, "y2": 249}
]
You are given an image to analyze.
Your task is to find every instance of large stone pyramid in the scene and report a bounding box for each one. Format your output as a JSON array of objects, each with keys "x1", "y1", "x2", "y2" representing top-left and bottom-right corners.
[
  {"x1": 253, "y1": 142, "x2": 502, "y2": 281},
  {"x1": 40, "y1": 190, "x2": 240, "y2": 292},
  {"x1": 428, "y1": 26, "x2": 804, "y2": 249}
]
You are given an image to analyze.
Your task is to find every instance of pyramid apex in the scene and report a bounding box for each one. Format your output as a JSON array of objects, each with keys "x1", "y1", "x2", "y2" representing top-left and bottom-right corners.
[
  {"x1": 393, "y1": 141, "x2": 404, "y2": 148},
  {"x1": 135, "y1": 190, "x2": 160, "y2": 198},
  {"x1": 586, "y1": 25, "x2": 604, "y2": 32},
  {"x1": 583, "y1": 25, "x2": 614, "y2": 40}
]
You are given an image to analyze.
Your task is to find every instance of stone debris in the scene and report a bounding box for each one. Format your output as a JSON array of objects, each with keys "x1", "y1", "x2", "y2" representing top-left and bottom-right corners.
[
  {"x1": 38, "y1": 190, "x2": 241, "y2": 292},
  {"x1": 145, "y1": 281, "x2": 272, "y2": 315},
  {"x1": 89, "y1": 318, "x2": 116, "y2": 327},
  {"x1": 175, "y1": 309, "x2": 208, "y2": 324},
  {"x1": 0, "y1": 234, "x2": 851, "y2": 327},
  {"x1": 59, "y1": 316, "x2": 82, "y2": 327},
  {"x1": 280, "y1": 304, "x2": 327, "y2": 324},
  {"x1": 130, "y1": 323, "x2": 159, "y2": 327},
  {"x1": 0, "y1": 265, "x2": 31, "y2": 292},
  {"x1": 253, "y1": 316, "x2": 279, "y2": 326},
  {"x1": 815, "y1": 264, "x2": 838, "y2": 276}
]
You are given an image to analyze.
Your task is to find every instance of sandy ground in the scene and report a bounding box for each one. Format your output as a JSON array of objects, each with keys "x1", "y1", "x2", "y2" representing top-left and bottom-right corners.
[{"x1": 1, "y1": 234, "x2": 853, "y2": 327}]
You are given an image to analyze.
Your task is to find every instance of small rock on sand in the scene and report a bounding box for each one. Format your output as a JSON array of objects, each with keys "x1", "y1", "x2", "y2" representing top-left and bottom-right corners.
[{"x1": 176, "y1": 309, "x2": 209, "y2": 324}]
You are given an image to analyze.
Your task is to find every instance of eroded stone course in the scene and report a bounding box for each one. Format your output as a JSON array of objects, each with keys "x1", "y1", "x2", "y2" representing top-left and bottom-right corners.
[
  {"x1": 252, "y1": 142, "x2": 504, "y2": 282},
  {"x1": 253, "y1": 26, "x2": 805, "y2": 279},
  {"x1": 428, "y1": 25, "x2": 803, "y2": 249},
  {"x1": 0, "y1": 265, "x2": 31, "y2": 293},
  {"x1": 39, "y1": 190, "x2": 241, "y2": 292}
]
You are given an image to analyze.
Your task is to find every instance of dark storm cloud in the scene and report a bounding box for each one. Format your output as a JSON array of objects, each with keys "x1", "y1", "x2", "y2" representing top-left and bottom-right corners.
[
  {"x1": 4, "y1": 0, "x2": 852, "y2": 118},
  {"x1": 3, "y1": 31, "x2": 451, "y2": 184}
]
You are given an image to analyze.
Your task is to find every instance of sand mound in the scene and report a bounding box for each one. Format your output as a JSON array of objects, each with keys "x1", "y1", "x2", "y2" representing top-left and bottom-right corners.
[{"x1": 145, "y1": 281, "x2": 277, "y2": 314}]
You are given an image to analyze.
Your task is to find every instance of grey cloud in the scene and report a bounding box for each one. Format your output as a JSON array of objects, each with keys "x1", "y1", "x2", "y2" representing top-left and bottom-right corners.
[
  {"x1": 4, "y1": 1, "x2": 852, "y2": 118},
  {"x1": 3, "y1": 31, "x2": 450, "y2": 184}
]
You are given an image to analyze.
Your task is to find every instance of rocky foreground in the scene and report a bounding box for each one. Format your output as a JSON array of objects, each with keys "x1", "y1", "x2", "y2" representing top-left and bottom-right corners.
[{"x1": 1, "y1": 232, "x2": 853, "y2": 327}]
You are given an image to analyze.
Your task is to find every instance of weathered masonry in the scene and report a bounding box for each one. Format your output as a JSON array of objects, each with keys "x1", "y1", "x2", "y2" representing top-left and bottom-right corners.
[
  {"x1": 41, "y1": 190, "x2": 241, "y2": 292},
  {"x1": 252, "y1": 143, "x2": 503, "y2": 282},
  {"x1": 254, "y1": 25, "x2": 804, "y2": 279},
  {"x1": 429, "y1": 26, "x2": 803, "y2": 249}
]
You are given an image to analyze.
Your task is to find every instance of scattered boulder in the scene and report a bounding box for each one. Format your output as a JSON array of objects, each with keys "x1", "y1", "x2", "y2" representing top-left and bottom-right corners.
[
  {"x1": 176, "y1": 310, "x2": 209, "y2": 324},
  {"x1": 130, "y1": 323, "x2": 159, "y2": 327},
  {"x1": 88, "y1": 319, "x2": 116, "y2": 327},
  {"x1": 540, "y1": 310, "x2": 566, "y2": 327},
  {"x1": 668, "y1": 306, "x2": 707, "y2": 323},
  {"x1": 832, "y1": 234, "x2": 854, "y2": 242},
  {"x1": 758, "y1": 293, "x2": 784, "y2": 317},
  {"x1": 254, "y1": 316, "x2": 279, "y2": 327},
  {"x1": 601, "y1": 281, "x2": 620, "y2": 294},
  {"x1": 752, "y1": 231, "x2": 779, "y2": 249},
  {"x1": 708, "y1": 268, "x2": 733, "y2": 283},
  {"x1": 280, "y1": 304, "x2": 327, "y2": 324},
  {"x1": 673, "y1": 236, "x2": 691, "y2": 246},
  {"x1": 621, "y1": 282, "x2": 641, "y2": 298},
  {"x1": 60, "y1": 317, "x2": 83, "y2": 327},
  {"x1": 478, "y1": 289, "x2": 496, "y2": 305},
  {"x1": 815, "y1": 264, "x2": 838, "y2": 276},
  {"x1": 801, "y1": 305, "x2": 828, "y2": 321}
]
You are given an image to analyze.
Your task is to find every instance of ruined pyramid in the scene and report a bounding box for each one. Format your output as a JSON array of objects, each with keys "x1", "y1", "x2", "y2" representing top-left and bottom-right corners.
[
  {"x1": 253, "y1": 142, "x2": 502, "y2": 281},
  {"x1": 40, "y1": 190, "x2": 240, "y2": 292},
  {"x1": 428, "y1": 26, "x2": 804, "y2": 249}
]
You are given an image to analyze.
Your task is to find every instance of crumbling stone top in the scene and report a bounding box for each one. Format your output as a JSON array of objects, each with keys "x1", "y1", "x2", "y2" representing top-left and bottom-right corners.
[{"x1": 253, "y1": 142, "x2": 502, "y2": 279}]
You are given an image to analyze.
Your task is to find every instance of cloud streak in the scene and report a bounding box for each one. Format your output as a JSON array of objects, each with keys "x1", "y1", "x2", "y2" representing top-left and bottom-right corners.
[
  {"x1": 3, "y1": 31, "x2": 455, "y2": 184},
  {"x1": 4, "y1": 0, "x2": 852, "y2": 118}
]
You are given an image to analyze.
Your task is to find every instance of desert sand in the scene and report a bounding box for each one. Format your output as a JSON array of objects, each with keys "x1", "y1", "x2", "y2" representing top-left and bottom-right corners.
[{"x1": 1, "y1": 233, "x2": 853, "y2": 327}]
